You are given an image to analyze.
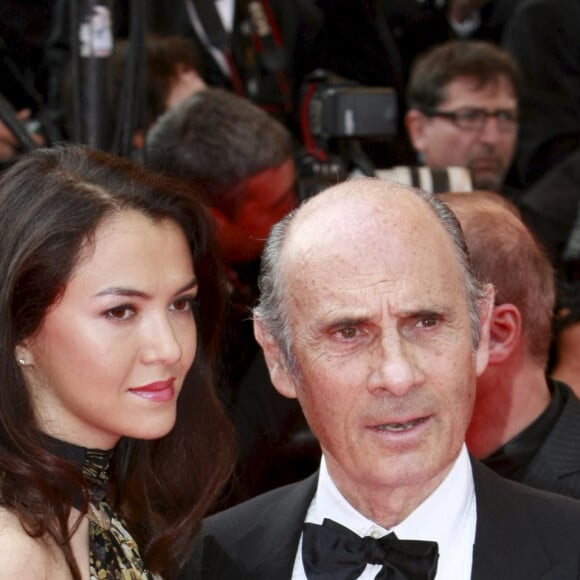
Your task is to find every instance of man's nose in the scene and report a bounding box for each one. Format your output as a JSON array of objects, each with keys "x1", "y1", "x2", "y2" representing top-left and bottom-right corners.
[
  {"x1": 367, "y1": 332, "x2": 424, "y2": 397},
  {"x1": 478, "y1": 115, "x2": 503, "y2": 144}
]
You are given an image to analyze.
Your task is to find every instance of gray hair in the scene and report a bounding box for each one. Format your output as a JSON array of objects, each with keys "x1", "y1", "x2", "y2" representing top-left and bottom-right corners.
[{"x1": 254, "y1": 179, "x2": 489, "y2": 374}]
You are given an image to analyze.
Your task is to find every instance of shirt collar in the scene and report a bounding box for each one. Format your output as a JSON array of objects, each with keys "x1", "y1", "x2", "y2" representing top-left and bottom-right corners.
[{"x1": 312, "y1": 446, "x2": 474, "y2": 541}]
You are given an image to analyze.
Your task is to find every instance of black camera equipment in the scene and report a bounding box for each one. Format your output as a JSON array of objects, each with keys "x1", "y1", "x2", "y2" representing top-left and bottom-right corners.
[
  {"x1": 374, "y1": 165, "x2": 473, "y2": 194},
  {"x1": 296, "y1": 69, "x2": 398, "y2": 200},
  {"x1": 0, "y1": 93, "x2": 39, "y2": 161},
  {"x1": 0, "y1": 36, "x2": 43, "y2": 162},
  {"x1": 68, "y1": 0, "x2": 147, "y2": 154},
  {"x1": 43, "y1": 0, "x2": 147, "y2": 156},
  {"x1": 0, "y1": 0, "x2": 146, "y2": 159}
]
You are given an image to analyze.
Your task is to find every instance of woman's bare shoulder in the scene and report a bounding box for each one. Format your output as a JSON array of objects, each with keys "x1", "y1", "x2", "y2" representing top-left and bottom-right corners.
[{"x1": 0, "y1": 507, "x2": 72, "y2": 579}]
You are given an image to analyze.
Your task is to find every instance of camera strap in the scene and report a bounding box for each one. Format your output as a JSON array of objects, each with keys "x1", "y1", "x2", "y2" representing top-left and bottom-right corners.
[
  {"x1": 300, "y1": 81, "x2": 327, "y2": 161},
  {"x1": 186, "y1": 0, "x2": 291, "y2": 112},
  {"x1": 244, "y1": 0, "x2": 291, "y2": 112}
]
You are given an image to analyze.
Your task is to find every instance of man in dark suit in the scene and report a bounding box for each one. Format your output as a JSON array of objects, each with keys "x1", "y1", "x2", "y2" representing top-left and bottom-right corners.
[
  {"x1": 441, "y1": 191, "x2": 580, "y2": 498},
  {"x1": 404, "y1": 40, "x2": 521, "y2": 199},
  {"x1": 184, "y1": 178, "x2": 580, "y2": 579},
  {"x1": 502, "y1": 0, "x2": 580, "y2": 188},
  {"x1": 146, "y1": 0, "x2": 324, "y2": 133}
]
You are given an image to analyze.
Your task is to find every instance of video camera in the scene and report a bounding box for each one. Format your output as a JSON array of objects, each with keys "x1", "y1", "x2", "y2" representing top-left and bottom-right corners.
[
  {"x1": 303, "y1": 70, "x2": 398, "y2": 140},
  {"x1": 296, "y1": 69, "x2": 398, "y2": 200}
]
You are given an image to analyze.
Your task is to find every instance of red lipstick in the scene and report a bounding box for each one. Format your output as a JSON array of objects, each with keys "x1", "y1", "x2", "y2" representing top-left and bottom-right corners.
[{"x1": 129, "y1": 378, "x2": 175, "y2": 403}]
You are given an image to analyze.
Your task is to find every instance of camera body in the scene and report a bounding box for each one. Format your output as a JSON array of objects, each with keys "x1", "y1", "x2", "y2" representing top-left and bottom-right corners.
[
  {"x1": 303, "y1": 70, "x2": 398, "y2": 141},
  {"x1": 297, "y1": 70, "x2": 399, "y2": 199}
]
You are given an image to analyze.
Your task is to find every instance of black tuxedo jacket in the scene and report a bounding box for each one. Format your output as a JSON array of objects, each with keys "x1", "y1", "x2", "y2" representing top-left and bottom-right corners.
[{"x1": 183, "y1": 459, "x2": 580, "y2": 579}]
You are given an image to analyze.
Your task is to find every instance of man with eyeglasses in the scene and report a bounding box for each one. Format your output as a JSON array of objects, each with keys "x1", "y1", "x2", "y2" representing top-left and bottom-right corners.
[{"x1": 405, "y1": 40, "x2": 521, "y2": 197}]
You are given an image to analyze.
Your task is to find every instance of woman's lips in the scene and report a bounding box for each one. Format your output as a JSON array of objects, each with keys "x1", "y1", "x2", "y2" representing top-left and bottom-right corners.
[{"x1": 129, "y1": 378, "x2": 175, "y2": 402}]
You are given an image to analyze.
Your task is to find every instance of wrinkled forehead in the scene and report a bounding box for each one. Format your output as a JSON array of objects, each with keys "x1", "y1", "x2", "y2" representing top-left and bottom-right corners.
[{"x1": 281, "y1": 187, "x2": 460, "y2": 285}]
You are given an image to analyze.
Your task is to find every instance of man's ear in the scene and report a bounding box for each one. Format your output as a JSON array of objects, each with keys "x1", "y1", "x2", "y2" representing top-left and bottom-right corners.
[
  {"x1": 405, "y1": 109, "x2": 429, "y2": 153},
  {"x1": 487, "y1": 302, "x2": 521, "y2": 364},
  {"x1": 475, "y1": 284, "x2": 494, "y2": 376},
  {"x1": 254, "y1": 318, "x2": 298, "y2": 399}
]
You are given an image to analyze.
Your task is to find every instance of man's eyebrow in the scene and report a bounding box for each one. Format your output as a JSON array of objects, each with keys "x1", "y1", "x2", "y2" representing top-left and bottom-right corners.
[
  {"x1": 327, "y1": 316, "x2": 369, "y2": 326},
  {"x1": 94, "y1": 277, "x2": 198, "y2": 298},
  {"x1": 318, "y1": 314, "x2": 371, "y2": 331},
  {"x1": 404, "y1": 308, "x2": 445, "y2": 318}
]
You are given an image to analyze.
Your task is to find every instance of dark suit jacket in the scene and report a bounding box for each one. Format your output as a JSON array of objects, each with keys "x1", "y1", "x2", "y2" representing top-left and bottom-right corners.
[
  {"x1": 183, "y1": 459, "x2": 580, "y2": 579},
  {"x1": 518, "y1": 151, "x2": 580, "y2": 267},
  {"x1": 502, "y1": 0, "x2": 580, "y2": 186},
  {"x1": 147, "y1": 0, "x2": 324, "y2": 111},
  {"x1": 521, "y1": 381, "x2": 580, "y2": 498}
]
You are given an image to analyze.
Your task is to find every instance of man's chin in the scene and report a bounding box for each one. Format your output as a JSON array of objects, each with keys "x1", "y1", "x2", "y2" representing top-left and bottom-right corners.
[{"x1": 471, "y1": 172, "x2": 503, "y2": 192}]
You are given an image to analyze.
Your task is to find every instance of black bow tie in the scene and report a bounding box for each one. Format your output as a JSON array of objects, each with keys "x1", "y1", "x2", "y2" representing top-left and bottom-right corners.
[{"x1": 302, "y1": 518, "x2": 439, "y2": 580}]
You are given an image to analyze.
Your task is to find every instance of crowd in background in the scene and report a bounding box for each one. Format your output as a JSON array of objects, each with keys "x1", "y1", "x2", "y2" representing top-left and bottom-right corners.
[{"x1": 2, "y1": 0, "x2": 580, "y2": 519}]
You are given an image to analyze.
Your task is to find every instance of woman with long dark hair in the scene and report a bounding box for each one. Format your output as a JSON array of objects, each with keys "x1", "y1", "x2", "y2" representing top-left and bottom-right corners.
[{"x1": 0, "y1": 145, "x2": 234, "y2": 578}]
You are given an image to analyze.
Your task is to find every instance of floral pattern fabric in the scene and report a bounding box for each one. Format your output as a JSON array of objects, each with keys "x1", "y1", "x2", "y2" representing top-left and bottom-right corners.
[{"x1": 83, "y1": 449, "x2": 161, "y2": 580}]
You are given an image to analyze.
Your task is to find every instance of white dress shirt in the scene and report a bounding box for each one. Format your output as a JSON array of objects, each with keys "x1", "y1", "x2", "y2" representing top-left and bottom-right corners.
[{"x1": 291, "y1": 445, "x2": 476, "y2": 580}]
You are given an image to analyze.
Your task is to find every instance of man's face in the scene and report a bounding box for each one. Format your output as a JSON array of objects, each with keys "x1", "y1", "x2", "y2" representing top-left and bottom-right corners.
[
  {"x1": 218, "y1": 158, "x2": 296, "y2": 263},
  {"x1": 259, "y1": 192, "x2": 491, "y2": 511},
  {"x1": 407, "y1": 75, "x2": 517, "y2": 191}
]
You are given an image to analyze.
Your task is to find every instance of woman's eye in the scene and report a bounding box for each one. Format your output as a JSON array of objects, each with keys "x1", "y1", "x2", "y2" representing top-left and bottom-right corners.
[
  {"x1": 105, "y1": 306, "x2": 134, "y2": 321},
  {"x1": 171, "y1": 297, "x2": 195, "y2": 312}
]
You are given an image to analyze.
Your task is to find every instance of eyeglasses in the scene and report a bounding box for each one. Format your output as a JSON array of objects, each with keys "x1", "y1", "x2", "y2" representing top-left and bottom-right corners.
[{"x1": 423, "y1": 107, "x2": 519, "y2": 132}]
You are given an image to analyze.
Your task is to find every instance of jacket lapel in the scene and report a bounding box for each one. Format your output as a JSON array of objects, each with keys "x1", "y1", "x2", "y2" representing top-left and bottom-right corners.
[
  {"x1": 471, "y1": 459, "x2": 558, "y2": 580},
  {"x1": 237, "y1": 473, "x2": 318, "y2": 578}
]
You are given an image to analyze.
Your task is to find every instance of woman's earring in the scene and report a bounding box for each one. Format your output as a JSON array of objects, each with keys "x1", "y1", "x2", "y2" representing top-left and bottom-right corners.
[{"x1": 17, "y1": 356, "x2": 27, "y2": 366}]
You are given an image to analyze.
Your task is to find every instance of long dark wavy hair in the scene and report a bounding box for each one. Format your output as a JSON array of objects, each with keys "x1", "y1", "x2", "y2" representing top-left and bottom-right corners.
[{"x1": 0, "y1": 145, "x2": 235, "y2": 578}]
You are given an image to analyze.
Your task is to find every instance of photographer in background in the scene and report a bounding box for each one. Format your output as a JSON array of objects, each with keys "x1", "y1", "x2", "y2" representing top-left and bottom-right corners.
[
  {"x1": 147, "y1": 0, "x2": 325, "y2": 137},
  {"x1": 146, "y1": 88, "x2": 309, "y2": 505},
  {"x1": 110, "y1": 34, "x2": 207, "y2": 150},
  {"x1": 405, "y1": 40, "x2": 522, "y2": 199}
]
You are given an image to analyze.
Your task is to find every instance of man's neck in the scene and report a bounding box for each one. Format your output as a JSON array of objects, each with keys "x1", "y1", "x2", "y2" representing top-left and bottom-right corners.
[
  {"x1": 466, "y1": 361, "x2": 551, "y2": 458},
  {"x1": 325, "y1": 458, "x2": 455, "y2": 529}
]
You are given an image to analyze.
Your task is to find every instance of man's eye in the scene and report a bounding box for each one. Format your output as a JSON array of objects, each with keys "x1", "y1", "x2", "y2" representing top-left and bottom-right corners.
[
  {"x1": 497, "y1": 110, "x2": 517, "y2": 123},
  {"x1": 339, "y1": 327, "x2": 357, "y2": 339},
  {"x1": 417, "y1": 318, "x2": 438, "y2": 329},
  {"x1": 459, "y1": 109, "x2": 483, "y2": 122},
  {"x1": 105, "y1": 306, "x2": 134, "y2": 321}
]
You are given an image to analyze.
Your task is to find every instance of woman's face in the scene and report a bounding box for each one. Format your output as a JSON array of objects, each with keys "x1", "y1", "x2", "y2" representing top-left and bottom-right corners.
[{"x1": 17, "y1": 210, "x2": 198, "y2": 449}]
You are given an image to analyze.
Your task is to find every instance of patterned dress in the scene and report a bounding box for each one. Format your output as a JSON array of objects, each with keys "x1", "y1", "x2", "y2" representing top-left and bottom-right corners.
[{"x1": 49, "y1": 438, "x2": 161, "y2": 579}]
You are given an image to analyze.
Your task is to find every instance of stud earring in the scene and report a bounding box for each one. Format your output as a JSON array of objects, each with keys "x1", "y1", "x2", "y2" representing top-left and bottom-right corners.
[{"x1": 17, "y1": 357, "x2": 27, "y2": 366}]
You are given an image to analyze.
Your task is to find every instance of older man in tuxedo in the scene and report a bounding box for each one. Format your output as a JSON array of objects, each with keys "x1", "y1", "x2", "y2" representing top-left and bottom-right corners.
[{"x1": 183, "y1": 178, "x2": 580, "y2": 580}]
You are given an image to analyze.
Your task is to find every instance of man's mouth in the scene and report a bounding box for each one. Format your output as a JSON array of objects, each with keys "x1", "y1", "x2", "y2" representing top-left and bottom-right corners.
[
  {"x1": 472, "y1": 157, "x2": 500, "y2": 171},
  {"x1": 374, "y1": 417, "x2": 428, "y2": 432}
]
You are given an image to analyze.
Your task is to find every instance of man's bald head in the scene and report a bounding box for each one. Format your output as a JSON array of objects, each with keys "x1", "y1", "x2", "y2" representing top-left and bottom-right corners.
[{"x1": 255, "y1": 178, "x2": 488, "y2": 369}]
